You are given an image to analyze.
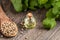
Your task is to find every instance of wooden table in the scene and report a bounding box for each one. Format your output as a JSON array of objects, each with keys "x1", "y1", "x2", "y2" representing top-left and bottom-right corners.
[{"x1": 0, "y1": 0, "x2": 60, "y2": 40}]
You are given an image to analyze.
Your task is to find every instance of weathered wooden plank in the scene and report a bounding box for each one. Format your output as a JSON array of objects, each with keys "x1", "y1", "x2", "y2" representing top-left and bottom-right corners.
[
  {"x1": 17, "y1": 28, "x2": 47, "y2": 40},
  {"x1": 48, "y1": 23, "x2": 60, "y2": 40},
  {"x1": 49, "y1": 29, "x2": 60, "y2": 40},
  {"x1": 36, "y1": 22, "x2": 60, "y2": 40}
]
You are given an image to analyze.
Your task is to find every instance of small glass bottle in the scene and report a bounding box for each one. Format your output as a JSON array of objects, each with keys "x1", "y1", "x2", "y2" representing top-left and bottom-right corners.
[{"x1": 24, "y1": 13, "x2": 36, "y2": 29}]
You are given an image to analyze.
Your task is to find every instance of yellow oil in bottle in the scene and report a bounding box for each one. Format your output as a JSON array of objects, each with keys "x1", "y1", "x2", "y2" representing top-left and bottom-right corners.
[{"x1": 24, "y1": 13, "x2": 36, "y2": 29}]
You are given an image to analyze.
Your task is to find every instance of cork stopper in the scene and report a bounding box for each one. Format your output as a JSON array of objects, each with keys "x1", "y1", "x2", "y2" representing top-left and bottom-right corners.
[{"x1": 27, "y1": 13, "x2": 33, "y2": 18}]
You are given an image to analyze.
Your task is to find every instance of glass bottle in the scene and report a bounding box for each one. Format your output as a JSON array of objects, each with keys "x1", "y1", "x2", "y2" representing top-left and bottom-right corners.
[{"x1": 24, "y1": 13, "x2": 36, "y2": 29}]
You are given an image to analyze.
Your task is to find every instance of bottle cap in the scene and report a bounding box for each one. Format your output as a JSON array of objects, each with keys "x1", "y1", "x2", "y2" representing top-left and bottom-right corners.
[{"x1": 27, "y1": 13, "x2": 33, "y2": 18}]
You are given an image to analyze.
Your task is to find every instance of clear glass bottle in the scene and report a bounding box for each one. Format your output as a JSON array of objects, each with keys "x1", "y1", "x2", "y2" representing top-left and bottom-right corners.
[{"x1": 24, "y1": 13, "x2": 36, "y2": 29}]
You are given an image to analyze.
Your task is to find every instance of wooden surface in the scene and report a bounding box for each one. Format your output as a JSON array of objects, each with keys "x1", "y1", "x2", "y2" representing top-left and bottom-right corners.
[{"x1": 0, "y1": 0, "x2": 60, "y2": 40}]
